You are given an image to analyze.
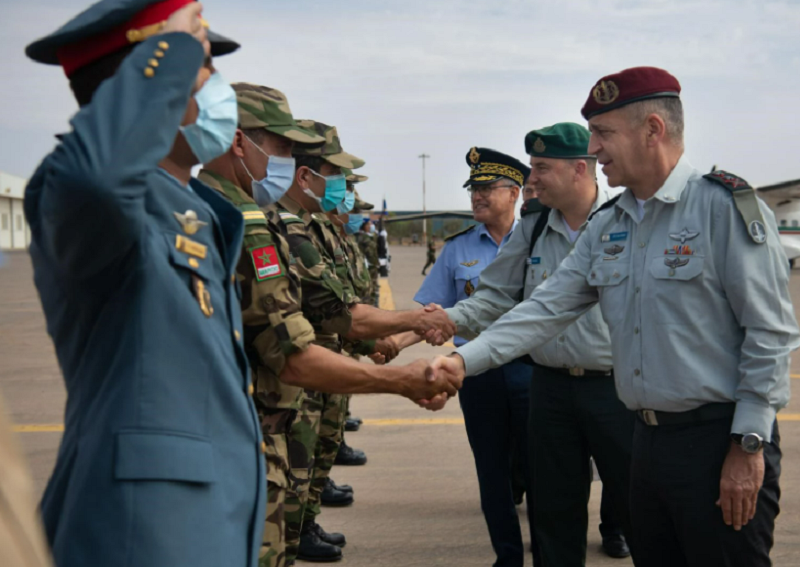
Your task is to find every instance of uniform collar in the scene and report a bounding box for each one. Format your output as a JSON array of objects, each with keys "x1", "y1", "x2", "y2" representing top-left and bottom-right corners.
[
  {"x1": 197, "y1": 169, "x2": 254, "y2": 205},
  {"x1": 278, "y1": 194, "x2": 310, "y2": 221},
  {"x1": 616, "y1": 154, "x2": 694, "y2": 221},
  {"x1": 477, "y1": 219, "x2": 518, "y2": 244},
  {"x1": 547, "y1": 184, "x2": 612, "y2": 237}
]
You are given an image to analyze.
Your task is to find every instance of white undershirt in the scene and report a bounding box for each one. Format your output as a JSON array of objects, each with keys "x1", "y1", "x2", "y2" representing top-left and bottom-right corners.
[
  {"x1": 636, "y1": 198, "x2": 647, "y2": 221},
  {"x1": 561, "y1": 217, "x2": 582, "y2": 243}
]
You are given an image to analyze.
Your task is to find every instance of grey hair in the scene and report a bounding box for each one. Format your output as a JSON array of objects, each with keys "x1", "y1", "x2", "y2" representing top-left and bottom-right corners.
[{"x1": 624, "y1": 97, "x2": 684, "y2": 147}]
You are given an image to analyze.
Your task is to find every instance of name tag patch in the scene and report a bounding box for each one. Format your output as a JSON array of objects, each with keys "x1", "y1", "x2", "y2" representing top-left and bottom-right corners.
[
  {"x1": 250, "y1": 245, "x2": 283, "y2": 281},
  {"x1": 601, "y1": 232, "x2": 628, "y2": 243},
  {"x1": 528, "y1": 257, "x2": 541, "y2": 265}
]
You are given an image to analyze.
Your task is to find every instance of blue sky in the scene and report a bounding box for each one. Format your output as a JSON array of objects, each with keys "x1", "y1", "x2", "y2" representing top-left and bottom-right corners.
[{"x1": 1, "y1": 0, "x2": 799, "y2": 211}]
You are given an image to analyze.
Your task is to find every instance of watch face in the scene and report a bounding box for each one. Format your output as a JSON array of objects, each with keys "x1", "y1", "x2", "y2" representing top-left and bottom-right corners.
[{"x1": 742, "y1": 434, "x2": 763, "y2": 453}]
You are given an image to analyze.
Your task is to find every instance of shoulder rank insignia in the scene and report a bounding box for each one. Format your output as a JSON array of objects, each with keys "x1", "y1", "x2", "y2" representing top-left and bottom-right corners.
[
  {"x1": 174, "y1": 210, "x2": 208, "y2": 235},
  {"x1": 460, "y1": 260, "x2": 479, "y2": 267},
  {"x1": 445, "y1": 224, "x2": 477, "y2": 242},
  {"x1": 279, "y1": 211, "x2": 304, "y2": 225},
  {"x1": 703, "y1": 170, "x2": 766, "y2": 244},
  {"x1": 242, "y1": 210, "x2": 266, "y2": 224}
]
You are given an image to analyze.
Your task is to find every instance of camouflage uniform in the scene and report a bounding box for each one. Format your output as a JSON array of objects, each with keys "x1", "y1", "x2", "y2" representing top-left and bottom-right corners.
[
  {"x1": 279, "y1": 121, "x2": 365, "y2": 563},
  {"x1": 198, "y1": 84, "x2": 324, "y2": 567},
  {"x1": 277, "y1": 199, "x2": 355, "y2": 564},
  {"x1": 357, "y1": 230, "x2": 380, "y2": 305}
]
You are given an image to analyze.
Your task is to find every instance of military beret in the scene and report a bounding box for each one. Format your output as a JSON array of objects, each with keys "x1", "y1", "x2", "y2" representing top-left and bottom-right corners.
[
  {"x1": 525, "y1": 123, "x2": 593, "y2": 159},
  {"x1": 233, "y1": 83, "x2": 324, "y2": 145},
  {"x1": 293, "y1": 120, "x2": 365, "y2": 170},
  {"x1": 463, "y1": 147, "x2": 530, "y2": 188},
  {"x1": 26, "y1": 0, "x2": 239, "y2": 77},
  {"x1": 581, "y1": 66, "x2": 681, "y2": 120}
]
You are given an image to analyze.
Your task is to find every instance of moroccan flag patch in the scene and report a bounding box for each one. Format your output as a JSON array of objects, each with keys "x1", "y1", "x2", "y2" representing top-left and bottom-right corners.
[{"x1": 250, "y1": 245, "x2": 283, "y2": 281}]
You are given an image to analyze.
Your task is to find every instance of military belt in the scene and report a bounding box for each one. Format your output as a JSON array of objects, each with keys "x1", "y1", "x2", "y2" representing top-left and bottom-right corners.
[
  {"x1": 536, "y1": 363, "x2": 612, "y2": 378},
  {"x1": 636, "y1": 402, "x2": 735, "y2": 427}
]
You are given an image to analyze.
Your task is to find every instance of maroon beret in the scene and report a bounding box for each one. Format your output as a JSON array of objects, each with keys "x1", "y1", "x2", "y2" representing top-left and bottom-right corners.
[{"x1": 581, "y1": 66, "x2": 681, "y2": 120}]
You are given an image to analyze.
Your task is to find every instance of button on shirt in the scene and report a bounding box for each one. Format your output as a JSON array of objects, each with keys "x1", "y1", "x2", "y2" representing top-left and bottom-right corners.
[
  {"x1": 415, "y1": 221, "x2": 517, "y2": 346},
  {"x1": 455, "y1": 156, "x2": 799, "y2": 441},
  {"x1": 448, "y1": 188, "x2": 617, "y2": 370}
]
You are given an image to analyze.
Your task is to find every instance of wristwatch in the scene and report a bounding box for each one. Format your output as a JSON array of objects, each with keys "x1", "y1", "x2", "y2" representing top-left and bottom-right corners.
[{"x1": 731, "y1": 433, "x2": 764, "y2": 454}]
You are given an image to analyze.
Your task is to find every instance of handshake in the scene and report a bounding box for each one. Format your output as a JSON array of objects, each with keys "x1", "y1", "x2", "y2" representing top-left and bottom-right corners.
[
  {"x1": 397, "y1": 354, "x2": 467, "y2": 412},
  {"x1": 414, "y1": 303, "x2": 457, "y2": 346}
]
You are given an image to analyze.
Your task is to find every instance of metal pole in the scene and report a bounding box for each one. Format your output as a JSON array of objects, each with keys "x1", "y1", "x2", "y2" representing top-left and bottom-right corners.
[{"x1": 418, "y1": 153, "x2": 430, "y2": 242}]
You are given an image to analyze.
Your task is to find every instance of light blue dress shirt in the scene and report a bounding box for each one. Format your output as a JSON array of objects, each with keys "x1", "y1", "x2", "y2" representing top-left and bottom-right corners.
[{"x1": 415, "y1": 221, "x2": 517, "y2": 346}]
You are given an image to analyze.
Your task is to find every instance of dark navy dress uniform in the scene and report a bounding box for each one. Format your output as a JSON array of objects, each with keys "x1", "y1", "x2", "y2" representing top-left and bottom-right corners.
[{"x1": 24, "y1": 4, "x2": 264, "y2": 565}]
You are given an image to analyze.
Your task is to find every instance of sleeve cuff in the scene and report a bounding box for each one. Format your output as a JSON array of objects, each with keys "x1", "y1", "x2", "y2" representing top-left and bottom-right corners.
[
  {"x1": 732, "y1": 400, "x2": 777, "y2": 443},
  {"x1": 445, "y1": 307, "x2": 478, "y2": 340},
  {"x1": 456, "y1": 340, "x2": 492, "y2": 377}
]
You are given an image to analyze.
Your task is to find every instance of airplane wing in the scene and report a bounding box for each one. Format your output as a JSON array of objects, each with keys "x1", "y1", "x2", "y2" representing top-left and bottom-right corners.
[
  {"x1": 756, "y1": 179, "x2": 800, "y2": 200},
  {"x1": 384, "y1": 211, "x2": 474, "y2": 223}
]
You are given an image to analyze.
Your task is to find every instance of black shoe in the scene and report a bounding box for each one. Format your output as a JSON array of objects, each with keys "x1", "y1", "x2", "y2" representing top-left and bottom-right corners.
[
  {"x1": 334, "y1": 442, "x2": 367, "y2": 466},
  {"x1": 349, "y1": 416, "x2": 363, "y2": 425},
  {"x1": 321, "y1": 478, "x2": 354, "y2": 507},
  {"x1": 298, "y1": 522, "x2": 343, "y2": 562},
  {"x1": 312, "y1": 521, "x2": 346, "y2": 548},
  {"x1": 329, "y1": 477, "x2": 353, "y2": 494},
  {"x1": 602, "y1": 534, "x2": 631, "y2": 559}
]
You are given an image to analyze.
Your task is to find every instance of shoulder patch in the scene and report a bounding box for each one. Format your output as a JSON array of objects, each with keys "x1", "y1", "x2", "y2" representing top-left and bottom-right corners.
[
  {"x1": 249, "y1": 244, "x2": 284, "y2": 281},
  {"x1": 588, "y1": 195, "x2": 621, "y2": 222},
  {"x1": 521, "y1": 198, "x2": 546, "y2": 217},
  {"x1": 703, "y1": 170, "x2": 766, "y2": 245},
  {"x1": 279, "y1": 211, "x2": 304, "y2": 225},
  {"x1": 444, "y1": 224, "x2": 477, "y2": 242}
]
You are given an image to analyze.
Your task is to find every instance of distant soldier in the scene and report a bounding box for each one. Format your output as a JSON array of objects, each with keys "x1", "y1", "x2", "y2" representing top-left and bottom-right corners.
[
  {"x1": 357, "y1": 219, "x2": 380, "y2": 306},
  {"x1": 422, "y1": 237, "x2": 437, "y2": 275}
]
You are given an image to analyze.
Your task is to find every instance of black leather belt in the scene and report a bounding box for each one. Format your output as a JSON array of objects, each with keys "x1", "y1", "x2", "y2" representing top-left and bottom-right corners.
[
  {"x1": 636, "y1": 403, "x2": 735, "y2": 427},
  {"x1": 535, "y1": 363, "x2": 612, "y2": 378}
]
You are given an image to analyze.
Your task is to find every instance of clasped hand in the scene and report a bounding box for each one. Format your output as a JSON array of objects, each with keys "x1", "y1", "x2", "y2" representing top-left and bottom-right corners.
[
  {"x1": 414, "y1": 304, "x2": 456, "y2": 346},
  {"x1": 412, "y1": 354, "x2": 466, "y2": 412}
]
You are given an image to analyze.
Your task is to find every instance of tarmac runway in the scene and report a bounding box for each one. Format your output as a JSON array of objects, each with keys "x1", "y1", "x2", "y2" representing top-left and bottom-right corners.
[{"x1": 2, "y1": 245, "x2": 800, "y2": 565}]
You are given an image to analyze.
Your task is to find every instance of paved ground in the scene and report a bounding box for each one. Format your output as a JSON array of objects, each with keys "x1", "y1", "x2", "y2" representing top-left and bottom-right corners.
[{"x1": 2, "y1": 246, "x2": 800, "y2": 565}]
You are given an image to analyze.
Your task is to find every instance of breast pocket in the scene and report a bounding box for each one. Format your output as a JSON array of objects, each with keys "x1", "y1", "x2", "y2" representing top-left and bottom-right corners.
[
  {"x1": 648, "y1": 256, "x2": 706, "y2": 324},
  {"x1": 454, "y1": 265, "x2": 481, "y2": 297},
  {"x1": 587, "y1": 262, "x2": 630, "y2": 326},
  {"x1": 523, "y1": 260, "x2": 549, "y2": 299}
]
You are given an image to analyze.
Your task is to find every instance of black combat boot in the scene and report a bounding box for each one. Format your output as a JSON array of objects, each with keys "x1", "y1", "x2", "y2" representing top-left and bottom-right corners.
[
  {"x1": 321, "y1": 478, "x2": 354, "y2": 507},
  {"x1": 297, "y1": 521, "x2": 343, "y2": 562},
  {"x1": 344, "y1": 417, "x2": 361, "y2": 432},
  {"x1": 312, "y1": 521, "x2": 346, "y2": 547},
  {"x1": 334, "y1": 441, "x2": 367, "y2": 466}
]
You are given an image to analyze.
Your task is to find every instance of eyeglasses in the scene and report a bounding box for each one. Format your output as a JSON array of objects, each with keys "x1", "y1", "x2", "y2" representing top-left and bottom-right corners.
[{"x1": 467, "y1": 184, "x2": 515, "y2": 197}]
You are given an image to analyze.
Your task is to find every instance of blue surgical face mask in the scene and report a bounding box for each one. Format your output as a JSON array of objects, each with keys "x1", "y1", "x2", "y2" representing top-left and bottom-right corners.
[
  {"x1": 336, "y1": 190, "x2": 355, "y2": 214},
  {"x1": 180, "y1": 72, "x2": 238, "y2": 164},
  {"x1": 303, "y1": 170, "x2": 347, "y2": 212},
  {"x1": 344, "y1": 213, "x2": 363, "y2": 235},
  {"x1": 240, "y1": 136, "x2": 295, "y2": 206}
]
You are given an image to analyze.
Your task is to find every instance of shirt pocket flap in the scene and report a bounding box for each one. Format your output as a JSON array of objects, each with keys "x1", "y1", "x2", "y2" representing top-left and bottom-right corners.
[
  {"x1": 167, "y1": 235, "x2": 215, "y2": 281},
  {"x1": 454, "y1": 264, "x2": 480, "y2": 282},
  {"x1": 649, "y1": 256, "x2": 704, "y2": 281},
  {"x1": 114, "y1": 431, "x2": 216, "y2": 483},
  {"x1": 587, "y1": 263, "x2": 629, "y2": 286}
]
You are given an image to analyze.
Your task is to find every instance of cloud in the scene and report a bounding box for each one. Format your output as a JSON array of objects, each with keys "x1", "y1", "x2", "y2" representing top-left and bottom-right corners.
[{"x1": 1, "y1": 0, "x2": 799, "y2": 212}]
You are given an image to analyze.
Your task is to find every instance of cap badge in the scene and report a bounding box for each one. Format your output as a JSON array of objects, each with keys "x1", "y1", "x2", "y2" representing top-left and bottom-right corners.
[
  {"x1": 533, "y1": 137, "x2": 546, "y2": 153},
  {"x1": 469, "y1": 147, "x2": 481, "y2": 164},
  {"x1": 593, "y1": 80, "x2": 620, "y2": 105}
]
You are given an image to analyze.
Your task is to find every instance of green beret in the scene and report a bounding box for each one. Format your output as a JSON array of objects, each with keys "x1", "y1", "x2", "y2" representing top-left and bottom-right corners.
[{"x1": 524, "y1": 123, "x2": 593, "y2": 159}]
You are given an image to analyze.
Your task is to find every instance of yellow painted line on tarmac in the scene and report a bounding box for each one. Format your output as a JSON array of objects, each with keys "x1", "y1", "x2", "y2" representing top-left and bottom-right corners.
[
  {"x1": 791, "y1": 374, "x2": 800, "y2": 379},
  {"x1": 378, "y1": 278, "x2": 395, "y2": 311},
  {"x1": 13, "y1": 424, "x2": 64, "y2": 433},
  {"x1": 363, "y1": 418, "x2": 465, "y2": 426}
]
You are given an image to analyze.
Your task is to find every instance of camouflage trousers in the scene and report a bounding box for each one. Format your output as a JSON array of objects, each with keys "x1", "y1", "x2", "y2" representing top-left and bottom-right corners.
[
  {"x1": 369, "y1": 269, "x2": 380, "y2": 306},
  {"x1": 259, "y1": 432, "x2": 291, "y2": 567},
  {"x1": 303, "y1": 393, "x2": 348, "y2": 523},
  {"x1": 284, "y1": 393, "x2": 324, "y2": 564}
]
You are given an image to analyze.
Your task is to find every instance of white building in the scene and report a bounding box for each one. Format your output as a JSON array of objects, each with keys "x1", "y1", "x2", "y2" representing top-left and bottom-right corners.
[{"x1": 0, "y1": 171, "x2": 30, "y2": 250}]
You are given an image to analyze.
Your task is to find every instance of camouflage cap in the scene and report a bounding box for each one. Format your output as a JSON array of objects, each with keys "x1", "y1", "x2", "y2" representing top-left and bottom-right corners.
[
  {"x1": 342, "y1": 167, "x2": 369, "y2": 184},
  {"x1": 232, "y1": 83, "x2": 324, "y2": 144},
  {"x1": 293, "y1": 119, "x2": 366, "y2": 169},
  {"x1": 352, "y1": 189, "x2": 374, "y2": 212}
]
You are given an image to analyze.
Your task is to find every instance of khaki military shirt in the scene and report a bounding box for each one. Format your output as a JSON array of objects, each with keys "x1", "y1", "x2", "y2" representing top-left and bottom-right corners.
[
  {"x1": 456, "y1": 156, "x2": 799, "y2": 441},
  {"x1": 448, "y1": 187, "x2": 617, "y2": 370},
  {"x1": 199, "y1": 170, "x2": 314, "y2": 411}
]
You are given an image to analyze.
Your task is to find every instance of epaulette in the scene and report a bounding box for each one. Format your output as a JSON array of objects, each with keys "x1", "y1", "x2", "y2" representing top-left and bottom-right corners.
[
  {"x1": 703, "y1": 170, "x2": 767, "y2": 244},
  {"x1": 278, "y1": 211, "x2": 304, "y2": 225},
  {"x1": 444, "y1": 224, "x2": 477, "y2": 242},
  {"x1": 520, "y1": 198, "x2": 546, "y2": 217},
  {"x1": 239, "y1": 203, "x2": 266, "y2": 225},
  {"x1": 588, "y1": 195, "x2": 621, "y2": 222}
]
